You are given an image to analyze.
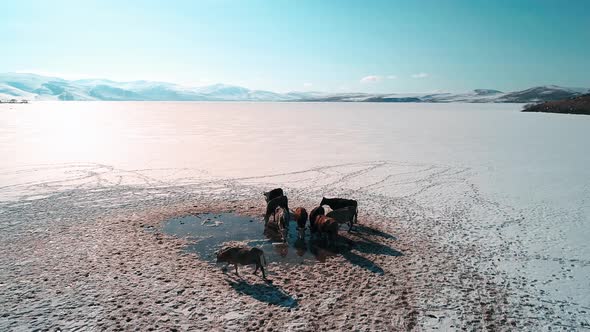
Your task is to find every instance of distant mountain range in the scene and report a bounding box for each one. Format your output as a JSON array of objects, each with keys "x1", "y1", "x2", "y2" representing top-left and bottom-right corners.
[{"x1": 1, "y1": 73, "x2": 588, "y2": 103}]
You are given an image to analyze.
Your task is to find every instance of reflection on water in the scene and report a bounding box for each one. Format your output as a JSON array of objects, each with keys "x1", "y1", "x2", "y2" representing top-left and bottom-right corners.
[
  {"x1": 162, "y1": 212, "x2": 352, "y2": 264},
  {"x1": 294, "y1": 238, "x2": 307, "y2": 257}
]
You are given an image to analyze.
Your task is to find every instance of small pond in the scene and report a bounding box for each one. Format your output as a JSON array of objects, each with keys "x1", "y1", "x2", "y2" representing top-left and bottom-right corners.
[{"x1": 162, "y1": 212, "x2": 352, "y2": 264}]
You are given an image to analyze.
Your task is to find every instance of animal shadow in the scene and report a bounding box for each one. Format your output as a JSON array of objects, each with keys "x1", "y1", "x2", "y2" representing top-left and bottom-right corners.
[
  {"x1": 349, "y1": 225, "x2": 403, "y2": 257},
  {"x1": 293, "y1": 238, "x2": 307, "y2": 257},
  {"x1": 353, "y1": 225, "x2": 397, "y2": 240},
  {"x1": 308, "y1": 237, "x2": 353, "y2": 262},
  {"x1": 342, "y1": 250, "x2": 384, "y2": 275},
  {"x1": 228, "y1": 280, "x2": 298, "y2": 308},
  {"x1": 353, "y1": 238, "x2": 403, "y2": 257},
  {"x1": 339, "y1": 224, "x2": 402, "y2": 274}
]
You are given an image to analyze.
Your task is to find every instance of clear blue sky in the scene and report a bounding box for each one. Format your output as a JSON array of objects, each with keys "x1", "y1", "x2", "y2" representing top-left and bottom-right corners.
[{"x1": 1, "y1": 0, "x2": 589, "y2": 93}]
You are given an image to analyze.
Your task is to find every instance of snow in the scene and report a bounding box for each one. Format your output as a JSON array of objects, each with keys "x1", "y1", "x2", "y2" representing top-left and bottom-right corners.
[{"x1": 1, "y1": 102, "x2": 589, "y2": 330}]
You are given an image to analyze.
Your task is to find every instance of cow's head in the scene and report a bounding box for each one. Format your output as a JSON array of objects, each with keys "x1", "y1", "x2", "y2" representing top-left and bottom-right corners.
[{"x1": 216, "y1": 248, "x2": 230, "y2": 263}]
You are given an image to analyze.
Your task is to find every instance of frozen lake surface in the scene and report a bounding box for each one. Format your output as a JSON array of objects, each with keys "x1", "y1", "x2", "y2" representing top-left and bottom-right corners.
[{"x1": 1, "y1": 101, "x2": 589, "y2": 328}]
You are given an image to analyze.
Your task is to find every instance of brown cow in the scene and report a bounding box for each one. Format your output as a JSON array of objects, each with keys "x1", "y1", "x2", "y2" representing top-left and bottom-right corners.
[
  {"x1": 216, "y1": 246, "x2": 267, "y2": 279},
  {"x1": 309, "y1": 206, "x2": 325, "y2": 234},
  {"x1": 264, "y1": 195, "x2": 290, "y2": 224},
  {"x1": 293, "y1": 207, "x2": 308, "y2": 239},
  {"x1": 326, "y1": 205, "x2": 357, "y2": 232},
  {"x1": 314, "y1": 215, "x2": 339, "y2": 246}
]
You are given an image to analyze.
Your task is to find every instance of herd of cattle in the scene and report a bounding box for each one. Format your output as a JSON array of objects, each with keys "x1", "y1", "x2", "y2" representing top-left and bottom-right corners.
[{"x1": 216, "y1": 188, "x2": 358, "y2": 279}]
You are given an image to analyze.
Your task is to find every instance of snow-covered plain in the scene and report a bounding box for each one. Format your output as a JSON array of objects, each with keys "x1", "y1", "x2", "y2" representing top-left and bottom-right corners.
[{"x1": 0, "y1": 102, "x2": 588, "y2": 330}]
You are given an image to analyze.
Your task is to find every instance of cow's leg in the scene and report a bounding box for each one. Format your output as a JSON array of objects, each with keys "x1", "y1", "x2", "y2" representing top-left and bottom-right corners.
[
  {"x1": 254, "y1": 257, "x2": 266, "y2": 279},
  {"x1": 278, "y1": 223, "x2": 284, "y2": 242},
  {"x1": 264, "y1": 203, "x2": 274, "y2": 225},
  {"x1": 285, "y1": 203, "x2": 290, "y2": 222},
  {"x1": 234, "y1": 264, "x2": 239, "y2": 275},
  {"x1": 283, "y1": 220, "x2": 288, "y2": 241},
  {"x1": 329, "y1": 232, "x2": 336, "y2": 247},
  {"x1": 283, "y1": 219, "x2": 288, "y2": 236},
  {"x1": 264, "y1": 214, "x2": 269, "y2": 225}
]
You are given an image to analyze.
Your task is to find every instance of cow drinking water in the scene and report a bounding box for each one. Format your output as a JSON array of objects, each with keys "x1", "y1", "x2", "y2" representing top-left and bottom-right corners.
[
  {"x1": 309, "y1": 206, "x2": 325, "y2": 234},
  {"x1": 264, "y1": 195, "x2": 290, "y2": 225},
  {"x1": 275, "y1": 206, "x2": 289, "y2": 242},
  {"x1": 293, "y1": 207, "x2": 308, "y2": 239}
]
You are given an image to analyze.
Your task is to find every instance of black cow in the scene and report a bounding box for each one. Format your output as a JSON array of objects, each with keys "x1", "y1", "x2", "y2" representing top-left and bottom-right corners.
[
  {"x1": 263, "y1": 188, "x2": 284, "y2": 203},
  {"x1": 264, "y1": 195, "x2": 290, "y2": 224},
  {"x1": 326, "y1": 206, "x2": 357, "y2": 232},
  {"x1": 320, "y1": 197, "x2": 358, "y2": 225}
]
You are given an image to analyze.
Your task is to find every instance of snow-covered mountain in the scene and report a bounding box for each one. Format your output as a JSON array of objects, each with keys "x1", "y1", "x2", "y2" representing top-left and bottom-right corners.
[
  {"x1": 0, "y1": 73, "x2": 295, "y2": 102},
  {"x1": 494, "y1": 85, "x2": 589, "y2": 103},
  {"x1": 285, "y1": 86, "x2": 588, "y2": 103},
  {"x1": 1, "y1": 73, "x2": 588, "y2": 103}
]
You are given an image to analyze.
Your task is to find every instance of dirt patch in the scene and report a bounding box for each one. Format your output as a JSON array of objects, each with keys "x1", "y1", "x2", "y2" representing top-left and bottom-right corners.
[{"x1": 0, "y1": 187, "x2": 522, "y2": 331}]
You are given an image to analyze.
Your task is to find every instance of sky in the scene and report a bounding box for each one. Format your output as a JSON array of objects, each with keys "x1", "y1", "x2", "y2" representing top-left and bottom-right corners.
[{"x1": 1, "y1": 0, "x2": 589, "y2": 93}]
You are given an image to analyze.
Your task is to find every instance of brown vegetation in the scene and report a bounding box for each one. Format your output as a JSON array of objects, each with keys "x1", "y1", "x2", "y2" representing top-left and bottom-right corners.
[{"x1": 523, "y1": 94, "x2": 590, "y2": 115}]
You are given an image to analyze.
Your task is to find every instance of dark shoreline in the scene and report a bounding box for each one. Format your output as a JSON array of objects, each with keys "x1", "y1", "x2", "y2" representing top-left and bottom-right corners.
[{"x1": 522, "y1": 94, "x2": 590, "y2": 115}]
